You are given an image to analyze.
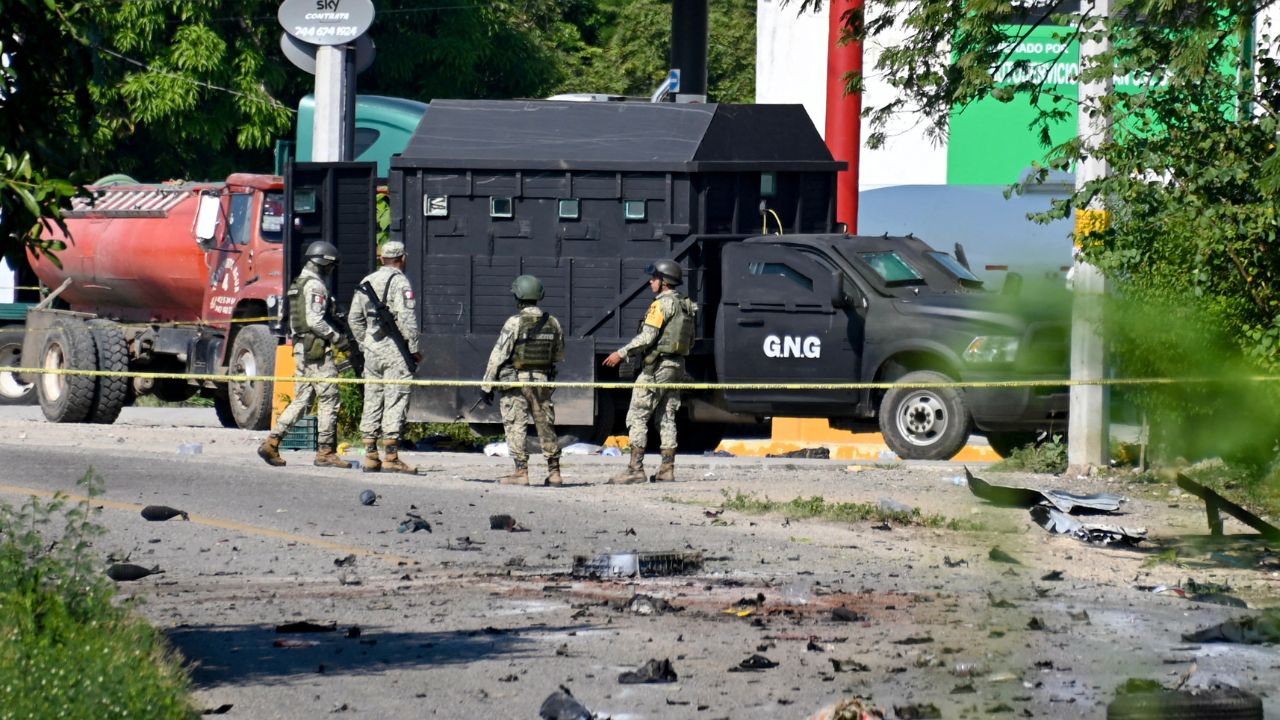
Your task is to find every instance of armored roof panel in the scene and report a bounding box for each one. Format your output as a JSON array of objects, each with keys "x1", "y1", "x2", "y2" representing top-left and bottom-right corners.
[{"x1": 394, "y1": 100, "x2": 843, "y2": 172}]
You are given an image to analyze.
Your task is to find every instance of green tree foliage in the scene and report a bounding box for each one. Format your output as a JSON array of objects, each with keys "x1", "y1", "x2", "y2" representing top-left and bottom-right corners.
[
  {"x1": 570, "y1": 0, "x2": 757, "y2": 102},
  {"x1": 801, "y1": 0, "x2": 1280, "y2": 461}
]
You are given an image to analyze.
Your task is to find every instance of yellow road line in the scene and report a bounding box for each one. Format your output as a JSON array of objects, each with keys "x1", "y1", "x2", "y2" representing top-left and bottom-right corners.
[{"x1": 0, "y1": 483, "x2": 416, "y2": 567}]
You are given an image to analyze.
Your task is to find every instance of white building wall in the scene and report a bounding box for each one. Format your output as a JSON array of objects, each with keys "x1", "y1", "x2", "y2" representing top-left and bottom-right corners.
[{"x1": 755, "y1": 0, "x2": 948, "y2": 189}]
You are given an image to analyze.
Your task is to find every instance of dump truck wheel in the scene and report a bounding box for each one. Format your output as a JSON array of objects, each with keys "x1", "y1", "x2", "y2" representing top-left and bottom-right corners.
[
  {"x1": 226, "y1": 325, "x2": 275, "y2": 430},
  {"x1": 86, "y1": 319, "x2": 129, "y2": 424},
  {"x1": 37, "y1": 318, "x2": 98, "y2": 423},
  {"x1": 985, "y1": 431, "x2": 1040, "y2": 459},
  {"x1": 878, "y1": 370, "x2": 971, "y2": 460},
  {"x1": 0, "y1": 324, "x2": 34, "y2": 405},
  {"x1": 213, "y1": 389, "x2": 238, "y2": 428},
  {"x1": 1106, "y1": 688, "x2": 1262, "y2": 720}
]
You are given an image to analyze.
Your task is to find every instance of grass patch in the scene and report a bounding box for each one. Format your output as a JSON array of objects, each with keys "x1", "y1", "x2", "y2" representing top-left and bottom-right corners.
[
  {"x1": 719, "y1": 489, "x2": 984, "y2": 531},
  {"x1": 989, "y1": 436, "x2": 1068, "y2": 474},
  {"x1": 0, "y1": 470, "x2": 197, "y2": 719}
]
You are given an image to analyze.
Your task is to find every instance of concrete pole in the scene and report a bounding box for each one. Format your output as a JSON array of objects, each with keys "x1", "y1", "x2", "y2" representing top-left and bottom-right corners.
[
  {"x1": 1068, "y1": 0, "x2": 1111, "y2": 471},
  {"x1": 312, "y1": 44, "x2": 350, "y2": 162}
]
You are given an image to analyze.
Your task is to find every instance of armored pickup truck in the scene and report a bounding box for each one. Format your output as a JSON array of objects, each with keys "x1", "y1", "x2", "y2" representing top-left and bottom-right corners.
[{"x1": 287, "y1": 99, "x2": 1068, "y2": 459}]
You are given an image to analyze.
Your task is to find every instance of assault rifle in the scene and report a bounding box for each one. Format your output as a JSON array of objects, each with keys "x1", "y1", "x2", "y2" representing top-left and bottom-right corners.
[{"x1": 356, "y1": 280, "x2": 419, "y2": 373}]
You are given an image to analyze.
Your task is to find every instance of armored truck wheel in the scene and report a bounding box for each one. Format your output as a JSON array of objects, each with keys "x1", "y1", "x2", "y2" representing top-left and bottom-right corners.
[
  {"x1": 878, "y1": 370, "x2": 972, "y2": 460},
  {"x1": 0, "y1": 324, "x2": 34, "y2": 405},
  {"x1": 226, "y1": 325, "x2": 275, "y2": 431},
  {"x1": 85, "y1": 319, "x2": 129, "y2": 424},
  {"x1": 213, "y1": 389, "x2": 238, "y2": 428},
  {"x1": 37, "y1": 318, "x2": 98, "y2": 423}
]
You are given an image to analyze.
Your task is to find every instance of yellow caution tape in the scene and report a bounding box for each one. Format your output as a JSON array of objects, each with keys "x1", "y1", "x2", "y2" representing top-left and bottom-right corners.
[{"x1": 1, "y1": 365, "x2": 1274, "y2": 391}]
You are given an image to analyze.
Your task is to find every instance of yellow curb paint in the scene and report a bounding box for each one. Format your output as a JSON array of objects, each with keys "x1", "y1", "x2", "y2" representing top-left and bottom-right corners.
[{"x1": 0, "y1": 484, "x2": 415, "y2": 567}]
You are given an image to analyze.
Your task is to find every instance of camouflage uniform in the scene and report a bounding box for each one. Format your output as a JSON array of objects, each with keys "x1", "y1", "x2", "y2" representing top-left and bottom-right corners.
[
  {"x1": 617, "y1": 289, "x2": 690, "y2": 453},
  {"x1": 482, "y1": 306, "x2": 565, "y2": 467},
  {"x1": 349, "y1": 265, "x2": 420, "y2": 442},
  {"x1": 270, "y1": 266, "x2": 343, "y2": 447}
]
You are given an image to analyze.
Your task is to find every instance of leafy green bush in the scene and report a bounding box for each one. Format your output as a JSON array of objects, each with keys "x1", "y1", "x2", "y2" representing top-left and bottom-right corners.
[
  {"x1": 990, "y1": 435, "x2": 1068, "y2": 474},
  {"x1": 0, "y1": 470, "x2": 197, "y2": 720}
]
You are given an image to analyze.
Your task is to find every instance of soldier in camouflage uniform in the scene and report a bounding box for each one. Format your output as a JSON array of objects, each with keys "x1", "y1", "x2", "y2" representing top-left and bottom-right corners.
[
  {"x1": 258, "y1": 240, "x2": 352, "y2": 468},
  {"x1": 481, "y1": 275, "x2": 566, "y2": 486},
  {"x1": 603, "y1": 259, "x2": 696, "y2": 484},
  {"x1": 349, "y1": 241, "x2": 422, "y2": 474}
]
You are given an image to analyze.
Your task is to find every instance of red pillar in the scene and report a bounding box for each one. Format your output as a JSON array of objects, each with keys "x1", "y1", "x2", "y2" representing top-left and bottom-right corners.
[{"x1": 825, "y1": 0, "x2": 863, "y2": 233}]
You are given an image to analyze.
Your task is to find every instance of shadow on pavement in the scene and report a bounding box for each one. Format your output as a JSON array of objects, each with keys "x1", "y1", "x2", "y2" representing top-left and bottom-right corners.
[{"x1": 167, "y1": 622, "x2": 595, "y2": 687}]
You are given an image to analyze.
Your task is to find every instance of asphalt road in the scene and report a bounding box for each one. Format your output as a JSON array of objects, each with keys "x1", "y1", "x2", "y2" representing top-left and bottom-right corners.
[{"x1": 1, "y1": 407, "x2": 1276, "y2": 719}]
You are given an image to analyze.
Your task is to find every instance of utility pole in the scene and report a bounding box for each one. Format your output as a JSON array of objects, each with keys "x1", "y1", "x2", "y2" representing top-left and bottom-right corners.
[
  {"x1": 311, "y1": 45, "x2": 351, "y2": 162},
  {"x1": 824, "y1": 0, "x2": 863, "y2": 231},
  {"x1": 1069, "y1": 0, "x2": 1111, "y2": 472}
]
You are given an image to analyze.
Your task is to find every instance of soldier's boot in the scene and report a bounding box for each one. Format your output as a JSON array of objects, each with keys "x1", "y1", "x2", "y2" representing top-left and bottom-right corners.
[
  {"x1": 381, "y1": 441, "x2": 418, "y2": 475},
  {"x1": 544, "y1": 456, "x2": 564, "y2": 487},
  {"x1": 314, "y1": 444, "x2": 352, "y2": 469},
  {"x1": 608, "y1": 446, "x2": 647, "y2": 485},
  {"x1": 362, "y1": 439, "x2": 382, "y2": 473},
  {"x1": 257, "y1": 435, "x2": 286, "y2": 467},
  {"x1": 501, "y1": 459, "x2": 529, "y2": 485},
  {"x1": 653, "y1": 449, "x2": 677, "y2": 482}
]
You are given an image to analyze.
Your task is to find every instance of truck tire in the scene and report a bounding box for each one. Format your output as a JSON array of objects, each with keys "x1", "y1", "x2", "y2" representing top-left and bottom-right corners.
[
  {"x1": 1107, "y1": 688, "x2": 1262, "y2": 720},
  {"x1": 878, "y1": 370, "x2": 972, "y2": 460},
  {"x1": 37, "y1": 318, "x2": 98, "y2": 423},
  {"x1": 986, "y1": 431, "x2": 1040, "y2": 459},
  {"x1": 0, "y1": 325, "x2": 35, "y2": 405},
  {"x1": 226, "y1": 325, "x2": 275, "y2": 430},
  {"x1": 213, "y1": 389, "x2": 238, "y2": 428},
  {"x1": 86, "y1": 319, "x2": 129, "y2": 424}
]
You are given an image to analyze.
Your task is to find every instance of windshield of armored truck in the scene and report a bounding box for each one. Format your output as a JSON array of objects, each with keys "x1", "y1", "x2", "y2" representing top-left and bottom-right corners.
[
  {"x1": 926, "y1": 251, "x2": 982, "y2": 284},
  {"x1": 853, "y1": 251, "x2": 924, "y2": 286}
]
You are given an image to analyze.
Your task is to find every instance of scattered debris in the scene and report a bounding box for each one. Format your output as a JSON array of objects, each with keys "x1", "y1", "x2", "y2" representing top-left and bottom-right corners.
[
  {"x1": 729, "y1": 653, "x2": 778, "y2": 672},
  {"x1": 106, "y1": 563, "x2": 163, "y2": 582},
  {"x1": 1181, "y1": 611, "x2": 1280, "y2": 644},
  {"x1": 988, "y1": 547, "x2": 1020, "y2": 564},
  {"x1": 397, "y1": 513, "x2": 432, "y2": 533},
  {"x1": 1143, "y1": 580, "x2": 1248, "y2": 608},
  {"x1": 618, "y1": 657, "x2": 678, "y2": 684},
  {"x1": 359, "y1": 489, "x2": 377, "y2": 506},
  {"x1": 767, "y1": 447, "x2": 831, "y2": 459},
  {"x1": 1108, "y1": 684, "x2": 1263, "y2": 720},
  {"x1": 1030, "y1": 506, "x2": 1147, "y2": 546},
  {"x1": 1176, "y1": 473, "x2": 1280, "y2": 541},
  {"x1": 571, "y1": 550, "x2": 703, "y2": 579},
  {"x1": 828, "y1": 658, "x2": 869, "y2": 673},
  {"x1": 447, "y1": 536, "x2": 483, "y2": 551},
  {"x1": 489, "y1": 514, "x2": 530, "y2": 532},
  {"x1": 201, "y1": 704, "x2": 233, "y2": 715},
  {"x1": 1040, "y1": 570, "x2": 1064, "y2": 581},
  {"x1": 987, "y1": 593, "x2": 1017, "y2": 608},
  {"x1": 966, "y1": 468, "x2": 1123, "y2": 513},
  {"x1": 831, "y1": 607, "x2": 866, "y2": 623},
  {"x1": 624, "y1": 594, "x2": 679, "y2": 615},
  {"x1": 539, "y1": 685, "x2": 594, "y2": 720},
  {"x1": 893, "y1": 702, "x2": 941, "y2": 719},
  {"x1": 943, "y1": 556, "x2": 968, "y2": 568},
  {"x1": 140, "y1": 505, "x2": 189, "y2": 521},
  {"x1": 893, "y1": 635, "x2": 934, "y2": 645},
  {"x1": 333, "y1": 554, "x2": 357, "y2": 568},
  {"x1": 1027, "y1": 617, "x2": 1048, "y2": 631},
  {"x1": 276, "y1": 621, "x2": 337, "y2": 633}
]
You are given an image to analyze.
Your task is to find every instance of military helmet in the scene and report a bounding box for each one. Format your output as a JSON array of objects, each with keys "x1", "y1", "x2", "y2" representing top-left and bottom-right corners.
[
  {"x1": 304, "y1": 240, "x2": 339, "y2": 267},
  {"x1": 511, "y1": 274, "x2": 545, "y2": 302},
  {"x1": 647, "y1": 259, "x2": 683, "y2": 286}
]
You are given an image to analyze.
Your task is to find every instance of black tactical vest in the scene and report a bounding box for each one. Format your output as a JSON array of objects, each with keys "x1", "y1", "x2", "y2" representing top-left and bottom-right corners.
[{"x1": 512, "y1": 311, "x2": 560, "y2": 370}]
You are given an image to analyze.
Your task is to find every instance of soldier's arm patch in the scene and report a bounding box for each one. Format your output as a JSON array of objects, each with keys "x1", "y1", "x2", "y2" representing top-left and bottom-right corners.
[
  {"x1": 643, "y1": 301, "x2": 665, "y2": 328},
  {"x1": 403, "y1": 288, "x2": 416, "y2": 309},
  {"x1": 310, "y1": 292, "x2": 326, "y2": 312}
]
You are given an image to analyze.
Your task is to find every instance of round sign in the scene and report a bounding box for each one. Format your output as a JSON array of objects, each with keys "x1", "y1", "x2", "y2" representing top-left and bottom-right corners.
[
  {"x1": 280, "y1": 32, "x2": 376, "y2": 75},
  {"x1": 278, "y1": 0, "x2": 375, "y2": 47}
]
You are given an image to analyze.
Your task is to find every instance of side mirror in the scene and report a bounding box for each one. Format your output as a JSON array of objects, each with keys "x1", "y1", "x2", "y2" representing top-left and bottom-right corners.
[
  {"x1": 833, "y1": 221, "x2": 849, "y2": 235},
  {"x1": 832, "y1": 272, "x2": 858, "y2": 309},
  {"x1": 194, "y1": 192, "x2": 221, "y2": 247}
]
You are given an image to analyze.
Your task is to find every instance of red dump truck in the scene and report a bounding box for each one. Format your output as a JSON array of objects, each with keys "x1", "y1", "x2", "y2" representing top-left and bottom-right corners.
[{"x1": 20, "y1": 174, "x2": 289, "y2": 429}]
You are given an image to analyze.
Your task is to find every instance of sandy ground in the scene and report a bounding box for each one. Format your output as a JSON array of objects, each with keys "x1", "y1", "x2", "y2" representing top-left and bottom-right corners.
[{"x1": 1, "y1": 405, "x2": 1277, "y2": 719}]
